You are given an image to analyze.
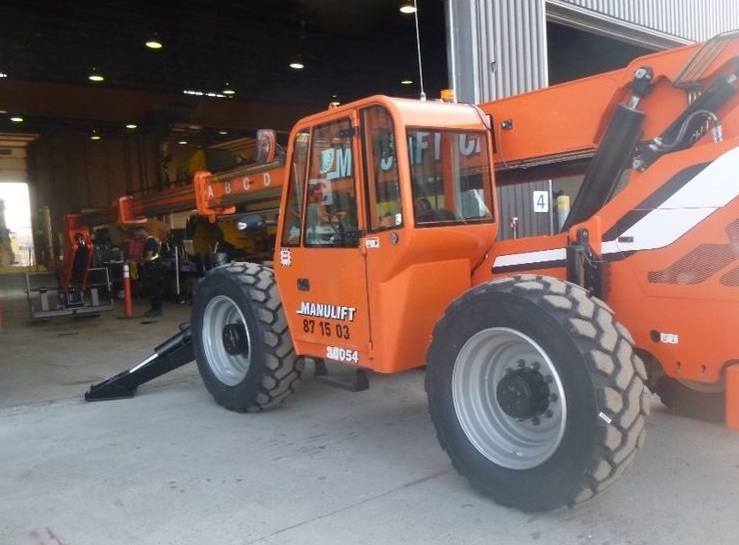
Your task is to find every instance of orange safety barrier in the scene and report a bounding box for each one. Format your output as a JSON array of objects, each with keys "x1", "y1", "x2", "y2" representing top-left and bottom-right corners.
[{"x1": 123, "y1": 263, "x2": 133, "y2": 318}]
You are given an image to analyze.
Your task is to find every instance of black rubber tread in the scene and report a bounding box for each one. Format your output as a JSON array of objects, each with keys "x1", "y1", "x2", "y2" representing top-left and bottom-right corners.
[
  {"x1": 192, "y1": 262, "x2": 303, "y2": 412},
  {"x1": 654, "y1": 376, "x2": 725, "y2": 423},
  {"x1": 425, "y1": 274, "x2": 649, "y2": 511}
]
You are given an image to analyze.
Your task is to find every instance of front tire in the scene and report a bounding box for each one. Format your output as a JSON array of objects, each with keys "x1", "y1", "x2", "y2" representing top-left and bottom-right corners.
[
  {"x1": 192, "y1": 262, "x2": 303, "y2": 412},
  {"x1": 426, "y1": 275, "x2": 649, "y2": 511}
]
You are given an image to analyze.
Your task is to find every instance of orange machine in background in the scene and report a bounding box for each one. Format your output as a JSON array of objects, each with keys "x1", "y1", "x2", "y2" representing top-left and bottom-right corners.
[{"x1": 37, "y1": 130, "x2": 286, "y2": 319}]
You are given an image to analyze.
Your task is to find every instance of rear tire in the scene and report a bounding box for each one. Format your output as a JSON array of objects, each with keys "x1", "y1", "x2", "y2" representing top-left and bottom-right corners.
[
  {"x1": 192, "y1": 262, "x2": 303, "y2": 412},
  {"x1": 654, "y1": 377, "x2": 724, "y2": 423},
  {"x1": 425, "y1": 275, "x2": 649, "y2": 511}
]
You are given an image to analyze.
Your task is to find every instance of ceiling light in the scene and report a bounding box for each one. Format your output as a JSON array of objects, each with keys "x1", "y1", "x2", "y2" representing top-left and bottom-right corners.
[
  {"x1": 400, "y1": 0, "x2": 416, "y2": 14},
  {"x1": 125, "y1": 123, "x2": 138, "y2": 129},
  {"x1": 222, "y1": 83, "x2": 235, "y2": 96},
  {"x1": 401, "y1": 78, "x2": 414, "y2": 85},
  {"x1": 88, "y1": 68, "x2": 104, "y2": 82},
  {"x1": 90, "y1": 134, "x2": 101, "y2": 140},
  {"x1": 145, "y1": 34, "x2": 163, "y2": 49},
  {"x1": 10, "y1": 116, "x2": 23, "y2": 123},
  {"x1": 218, "y1": 130, "x2": 228, "y2": 135},
  {"x1": 0, "y1": 72, "x2": 7, "y2": 78},
  {"x1": 183, "y1": 89, "x2": 228, "y2": 98},
  {"x1": 290, "y1": 20, "x2": 307, "y2": 71},
  {"x1": 178, "y1": 140, "x2": 188, "y2": 145}
]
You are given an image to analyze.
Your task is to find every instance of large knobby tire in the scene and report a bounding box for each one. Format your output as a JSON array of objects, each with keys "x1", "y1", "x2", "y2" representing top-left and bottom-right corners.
[
  {"x1": 192, "y1": 262, "x2": 303, "y2": 412},
  {"x1": 425, "y1": 275, "x2": 649, "y2": 511}
]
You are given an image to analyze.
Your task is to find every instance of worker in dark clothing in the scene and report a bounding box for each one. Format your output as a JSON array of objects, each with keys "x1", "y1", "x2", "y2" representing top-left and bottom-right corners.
[{"x1": 134, "y1": 225, "x2": 164, "y2": 317}]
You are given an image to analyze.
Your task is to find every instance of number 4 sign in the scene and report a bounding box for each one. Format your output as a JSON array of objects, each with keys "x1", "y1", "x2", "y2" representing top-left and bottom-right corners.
[{"x1": 533, "y1": 190, "x2": 549, "y2": 213}]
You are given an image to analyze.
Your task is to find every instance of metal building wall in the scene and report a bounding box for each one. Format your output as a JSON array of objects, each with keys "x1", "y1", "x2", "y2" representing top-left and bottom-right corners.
[
  {"x1": 446, "y1": 0, "x2": 549, "y2": 103},
  {"x1": 552, "y1": 0, "x2": 739, "y2": 43},
  {"x1": 496, "y1": 181, "x2": 554, "y2": 240},
  {"x1": 446, "y1": 0, "x2": 739, "y2": 103}
]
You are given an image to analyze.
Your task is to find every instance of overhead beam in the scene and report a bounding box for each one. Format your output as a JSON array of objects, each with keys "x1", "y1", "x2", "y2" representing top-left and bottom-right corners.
[{"x1": 0, "y1": 80, "x2": 315, "y2": 134}]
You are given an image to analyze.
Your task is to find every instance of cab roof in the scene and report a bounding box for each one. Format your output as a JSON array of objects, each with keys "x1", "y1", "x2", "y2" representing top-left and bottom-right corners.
[{"x1": 293, "y1": 95, "x2": 490, "y2": 132}]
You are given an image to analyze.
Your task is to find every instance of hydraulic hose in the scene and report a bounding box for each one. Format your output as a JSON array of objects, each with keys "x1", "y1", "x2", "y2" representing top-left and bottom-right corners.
[{"x1": 634, "y1": 73, "x2": 737, "y2": 171}]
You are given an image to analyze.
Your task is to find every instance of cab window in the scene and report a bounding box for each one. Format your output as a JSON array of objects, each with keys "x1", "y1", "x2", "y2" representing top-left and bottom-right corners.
[
  {"x1": 280, "y1": 131, "x2": 310, "y2": 246},
  {"x1": 304, "y1": 117, "x2": 360, "y2": 247},
  {"x1": 408, "y1": 129, "x2": 494, "y2": 226},
  {"x1": 362, "y1": 106, "x2": 402, "y2": 231}
]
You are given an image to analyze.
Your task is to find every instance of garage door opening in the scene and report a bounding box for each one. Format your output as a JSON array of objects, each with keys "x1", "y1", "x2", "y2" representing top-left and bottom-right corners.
[
  {"x1": 547, "y1": 22, "x2": 656, "y2": 85},
  {"x1": 0, "y1": 182, "x2": 34, "y2": 268}
]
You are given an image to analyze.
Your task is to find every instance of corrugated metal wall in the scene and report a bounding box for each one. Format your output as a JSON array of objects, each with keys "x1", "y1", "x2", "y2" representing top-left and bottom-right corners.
[
  {"x1": 447, "y1": 0, "x2": 739, "y2": 103},
  {"x1": 28, "y1": 135, "x2": 160, "y2": 240},
  {"x1": 497, "y1": 180, "x2": 554, "y2": 239},
  {"x1": 447, "y1": 0, "x2": 548, "y2": 103},
  {"x1": 555, "y1": 0, "x2": 739, "y2": 42}
]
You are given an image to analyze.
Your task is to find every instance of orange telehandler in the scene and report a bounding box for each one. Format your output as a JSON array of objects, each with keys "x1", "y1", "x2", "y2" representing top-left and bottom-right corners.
[{"x1": 87, "y1": 31, "x2": 739, "y2": 511}]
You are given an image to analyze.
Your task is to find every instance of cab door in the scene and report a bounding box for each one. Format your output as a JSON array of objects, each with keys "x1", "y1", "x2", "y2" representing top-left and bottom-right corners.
[{"x1": 274, "y1": 111, "x2": 372, "y2": 366}]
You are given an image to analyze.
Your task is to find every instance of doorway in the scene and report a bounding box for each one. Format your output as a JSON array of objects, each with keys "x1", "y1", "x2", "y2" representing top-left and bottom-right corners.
[{"x1": 0, "y1": 182, "x2": 34, "y2": 267}]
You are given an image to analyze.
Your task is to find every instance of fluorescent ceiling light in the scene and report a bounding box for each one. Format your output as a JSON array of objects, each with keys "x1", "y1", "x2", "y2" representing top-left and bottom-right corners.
[
  {"x1": 88, "y1": 69, "x2": 104, "y2": 82},
  {"x1": 10, "y1": 116, "x2": 23, "y2": 123},
  {"x1": 183, "y1": 89, "x2": 227, "y2": 98},
  {"x1": 145, "y1": 36, "x2": 163, "y2": 49},
  {"x1": 400, "y1": 1, "x2": 416, "y2": 14}
]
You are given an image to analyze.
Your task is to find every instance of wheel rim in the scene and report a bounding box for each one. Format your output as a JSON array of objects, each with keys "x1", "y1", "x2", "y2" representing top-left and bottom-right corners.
[
  {"x1": 452, "y1": 327, "x2": 567, "y2": 470},
  {"x1": 201, "y1": 294, "x2": 252, "y2": 386}
]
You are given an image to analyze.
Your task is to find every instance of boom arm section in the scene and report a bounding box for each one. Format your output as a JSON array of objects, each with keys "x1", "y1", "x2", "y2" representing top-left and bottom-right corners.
[{"x1": 194, "y1": 160, "x2": 285, "y2": 222}]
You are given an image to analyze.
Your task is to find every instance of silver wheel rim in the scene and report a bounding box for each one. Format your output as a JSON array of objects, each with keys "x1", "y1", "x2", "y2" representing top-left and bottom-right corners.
[
  {"x1": 201, "y1": 294, "x2": 251, "y2": 386},
  {"x1": 452, "y1": 327, "x2": 567, "y2": 469}
]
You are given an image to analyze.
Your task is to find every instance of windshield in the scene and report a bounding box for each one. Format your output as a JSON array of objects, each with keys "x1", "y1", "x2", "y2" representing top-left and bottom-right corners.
[{"x1": 407, "y1": 129, "x2": 494, "y2": 226}]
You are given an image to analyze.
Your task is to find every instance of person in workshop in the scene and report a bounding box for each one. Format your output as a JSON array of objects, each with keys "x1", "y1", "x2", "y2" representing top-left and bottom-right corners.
[{"x1": 134, "y1": 225, "x2": 164, "y2": 317}]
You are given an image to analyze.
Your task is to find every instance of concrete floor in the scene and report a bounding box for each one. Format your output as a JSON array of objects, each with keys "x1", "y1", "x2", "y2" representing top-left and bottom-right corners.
[{"x1": 1, "y1": 271, "x2": 739, "y2": 545}]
